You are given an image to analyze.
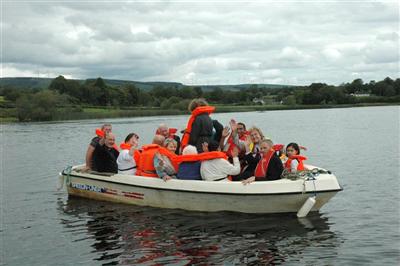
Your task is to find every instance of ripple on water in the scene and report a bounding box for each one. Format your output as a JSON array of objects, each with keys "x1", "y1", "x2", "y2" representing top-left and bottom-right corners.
[{"x1": 54, "y1": 197, "x2": 342, "y2": 265}]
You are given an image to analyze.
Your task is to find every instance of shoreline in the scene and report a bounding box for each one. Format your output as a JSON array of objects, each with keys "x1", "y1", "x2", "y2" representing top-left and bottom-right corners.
[{"x1": 1, "y1": 102, "x2": 398, "y2": 123}]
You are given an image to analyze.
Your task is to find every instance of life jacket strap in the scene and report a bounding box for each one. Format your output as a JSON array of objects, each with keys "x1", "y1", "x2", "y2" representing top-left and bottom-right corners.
[
  {"x1": 118, "y1": 166, "x2": 137, "y2": 172},
  {"x1": 142, "y1": 169, "x2": 157, "y2": 174}
]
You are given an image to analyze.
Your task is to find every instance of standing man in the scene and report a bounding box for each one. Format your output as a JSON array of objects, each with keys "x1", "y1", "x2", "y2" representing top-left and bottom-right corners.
[{"x1": 85, "y1": 123, "x2": 112, "y2": 171}]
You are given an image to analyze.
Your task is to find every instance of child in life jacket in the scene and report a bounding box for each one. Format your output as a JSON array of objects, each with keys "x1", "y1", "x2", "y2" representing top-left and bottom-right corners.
[{"x1": 285, "y1": 143, "x2": 307, "y2": 173}]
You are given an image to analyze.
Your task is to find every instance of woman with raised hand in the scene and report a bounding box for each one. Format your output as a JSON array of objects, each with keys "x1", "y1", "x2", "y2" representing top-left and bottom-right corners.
[{"x1": 117, "y1": 133, "x2": 139, "y2": 175}]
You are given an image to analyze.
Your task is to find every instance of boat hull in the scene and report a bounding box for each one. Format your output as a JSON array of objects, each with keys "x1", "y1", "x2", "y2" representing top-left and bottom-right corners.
[{"x1": 62, "y1": 165, "x2": 342, "y2": 214}]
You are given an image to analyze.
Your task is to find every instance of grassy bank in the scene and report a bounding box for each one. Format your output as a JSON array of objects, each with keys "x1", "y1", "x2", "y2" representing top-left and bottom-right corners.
[
  {"x1": 214, "y1": 102, "x2": 399, "y2": 112},
  {"x1": 1, "y1": 102, "x2": 398, "y2": 123}
]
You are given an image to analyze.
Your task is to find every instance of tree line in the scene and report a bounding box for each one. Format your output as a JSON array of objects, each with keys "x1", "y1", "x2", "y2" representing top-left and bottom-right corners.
[{"x1": 0, "y1": 75, "x2": 399, "y2": 122}]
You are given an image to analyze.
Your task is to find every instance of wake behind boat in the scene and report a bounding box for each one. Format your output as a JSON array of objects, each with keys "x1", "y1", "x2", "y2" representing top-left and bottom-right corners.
[{"x1": 59, "y1": 164, "x2": 342, "y2": 216}]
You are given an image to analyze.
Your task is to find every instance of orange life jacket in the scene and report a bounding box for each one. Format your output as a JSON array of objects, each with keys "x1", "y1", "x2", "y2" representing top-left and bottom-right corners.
[
  {"x1": 119, "y1": 143, "x2": 140, "y2": 162},
  {"x1": 95, "y1": 128, "x2": 105, "y2": 138},
  {"x1": 135, "y1": 145, "x2": 178, "y2": 177},
  {"x1": 173, "y1": 151, "x2": 228, "y2": 164},
  {"x1": 254, "y1": 149, "x2": 275, "y2": 179},
  {"x1": 181, "y1": 106, "x2": 215, "y2": 149},
  {"x1": 135, "y1": 144, "x2": 160, "y2": 177},
  {"x1": 284, "y1": 155, "x2": 307, "y2": 172},
  {"x1": 157, "y1": 146, "x2": 179, "y2": 171},
  {"x1": 119, "y1": 143, "x2": 131, "y2": 150},
  {"x1": 273, "y1": 144, "x2": 284, "y2": 152}
]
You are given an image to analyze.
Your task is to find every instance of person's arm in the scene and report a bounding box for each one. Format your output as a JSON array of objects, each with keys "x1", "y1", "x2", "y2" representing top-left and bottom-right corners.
[
  {"x1": 220, "y1": 157, "x2": 241, "y2": 176},
  {"x1": 189, "y1": 118, "x2": 201, "y2": 146},
  {"x1": 174, "y1": 135, "x2": 181, "y2": 154},
  {"x1": 242, "y1": 176, "x2": 256, "y2": 185},
  {"x1": 243, "y1": 152, "x2": 260, "y2": 165},
  {"x1": 154, "y1": 154, "x2": 168, "y2": 179},
  {"x1": 219, "y1": 126, "x2": 230, "y2": 150},
  {"x1": 120, "y1": 150, "x2": 134, "y2": 162},
  {"x1": 85, "y1": 145, "x2": 95, "y2": 169}
]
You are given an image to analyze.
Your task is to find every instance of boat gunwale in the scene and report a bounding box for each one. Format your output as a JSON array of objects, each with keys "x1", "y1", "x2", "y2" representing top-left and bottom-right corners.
[{"x1": 62, "y1": 170, "x2": 343, "y2": 196}]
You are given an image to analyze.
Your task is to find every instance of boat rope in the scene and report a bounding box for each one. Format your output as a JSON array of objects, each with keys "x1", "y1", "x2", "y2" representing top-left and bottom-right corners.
[
  {"x1": 63, "y1": 165, "x2": 72, "y2": 186},
  {"x1": 282, "y1": 168, "x2": 331, "y2": 196},
  {"x1": 281, "y1": 168, "x2": 331, "y2": 181},
  {"x1": 304, "y1": 173, "x2": 317, "y2": 197}
]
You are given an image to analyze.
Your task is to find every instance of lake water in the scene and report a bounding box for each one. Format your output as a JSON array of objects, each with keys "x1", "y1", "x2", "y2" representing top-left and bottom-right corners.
[{"x1": 1, "y1": 106, "x2": 399, "y2": 265}]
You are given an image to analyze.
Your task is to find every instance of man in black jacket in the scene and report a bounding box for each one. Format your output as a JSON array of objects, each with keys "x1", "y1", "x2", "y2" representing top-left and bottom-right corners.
[{"x1": 93, "y1": 133, "x2": 119, "y2": 173}]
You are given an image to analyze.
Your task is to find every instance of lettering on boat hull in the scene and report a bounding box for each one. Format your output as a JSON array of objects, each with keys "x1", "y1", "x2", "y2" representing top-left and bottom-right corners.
[{"x1": 70, "y1": 182, "x2": 144, "y2": 200}]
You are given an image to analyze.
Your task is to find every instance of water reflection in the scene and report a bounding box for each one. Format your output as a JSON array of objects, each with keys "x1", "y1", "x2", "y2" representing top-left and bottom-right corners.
[{"x1": 58, "y1": 197, "x2": 339, "y2": 265}]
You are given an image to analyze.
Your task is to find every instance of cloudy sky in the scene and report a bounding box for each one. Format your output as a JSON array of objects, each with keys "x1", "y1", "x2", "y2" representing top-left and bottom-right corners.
[{"x1": 2, "y1": 0, "x2": 399, "y2": 85}]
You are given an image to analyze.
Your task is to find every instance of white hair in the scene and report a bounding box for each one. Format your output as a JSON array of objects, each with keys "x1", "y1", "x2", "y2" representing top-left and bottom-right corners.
[{"x1": 182, "y1": 145, "x2": 198, "y2": 155}]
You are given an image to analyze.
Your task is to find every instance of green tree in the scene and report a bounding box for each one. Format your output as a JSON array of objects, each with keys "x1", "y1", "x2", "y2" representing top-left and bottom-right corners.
[
  {"x1": 394, "y1": 78, "x2": 400, "y2": 95},
  {"x1": 138, "y1": 91, "x2": 154, "y2": 106},
  {"x1": 179, "y1": 87, "x2": 196, "y2": 99},
  {"x1": 16, "y1": 90, "x2": 61, "y2": 121},
  {"x1": 94, "y1": 77, "x2": 106, "y2": 88},
  {"x1": 209, "y1": 87, "x2": 224, "y2": 102},
  {"x1": 345, "y1": 78, "x2": 364, "y2": 94},
  {"x1": 283, "y1": 95, "x2": 296, "y2": 105},
  {"x1": 124, "y1": 84, "x2": 140, "y2": 105},
  {"x1": 193, "y1": 86, "x2": 203, "y2": 97}
]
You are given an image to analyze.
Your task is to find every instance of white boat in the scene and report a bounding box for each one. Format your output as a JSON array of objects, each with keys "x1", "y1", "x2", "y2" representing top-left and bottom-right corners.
[{"x1": 59, "y1": 164, "x2": 342, "y2": 215}]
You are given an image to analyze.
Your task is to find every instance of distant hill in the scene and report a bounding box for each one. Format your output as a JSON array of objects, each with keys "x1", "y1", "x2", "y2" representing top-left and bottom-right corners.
[
  {"x1": 199, "y1": 83, "x2": 293, "y2": 91},
  {"x1": 84, "y1": 78, "x2": 185, "y2": 90},
  {"x1": 0, "y1": 77, "x2": 292, "y2": 91},
  {"x1": 0, "y1": 77, "x2": 185, "y2": 91},
  {"x1": 0, "y1": 77, "x2": 53, "y2": 89}
]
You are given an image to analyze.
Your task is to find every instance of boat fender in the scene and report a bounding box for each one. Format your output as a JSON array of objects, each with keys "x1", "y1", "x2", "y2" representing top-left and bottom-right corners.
[{"x1": 297, "y1": 196, "x2": 316, "y2": 218}]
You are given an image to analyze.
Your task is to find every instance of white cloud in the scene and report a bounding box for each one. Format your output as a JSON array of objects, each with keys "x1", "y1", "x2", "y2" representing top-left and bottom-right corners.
[
  {"x1": 1, "y1": 1, "x2": 399, "y2": 85},
  {"x1": 277, "y1": 47, "x2": 311, "y2": 63},
  {"x1": 322, "y1": 48, "x2": 342, "y2": 61},
  {"x1": 364, "y1": 32, "x2": 399, "y2": 64}
]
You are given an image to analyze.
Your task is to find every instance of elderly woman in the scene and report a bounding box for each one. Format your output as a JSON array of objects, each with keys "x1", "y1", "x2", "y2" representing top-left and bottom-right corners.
[
  {"x1": 153, "y1": 138, "x2": 178, "y2": 181},
  {"x1": 235, "y1": 126, "x2": 267, "y2": 181}
]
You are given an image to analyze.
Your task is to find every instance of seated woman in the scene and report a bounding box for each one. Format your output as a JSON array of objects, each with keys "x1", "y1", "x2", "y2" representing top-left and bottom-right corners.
[
  {"x1": 242, "y1": 139, "x2": 284, "y2": 184},
  {"x1": 154, "y1": 138, "x2": 178, "y2": 181},
  {"x1": 177, "y1": 145, "x2": 202, "y2": 180},
  {"x1": 234, "y1": 126, "x2": 266, "y2": 180},
  {"x1": 117, "y1": 133, "x2": 139, "y2": 174},
  {"x1": 285, "y1": 142, "x2": 307, "y2": 173}
]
